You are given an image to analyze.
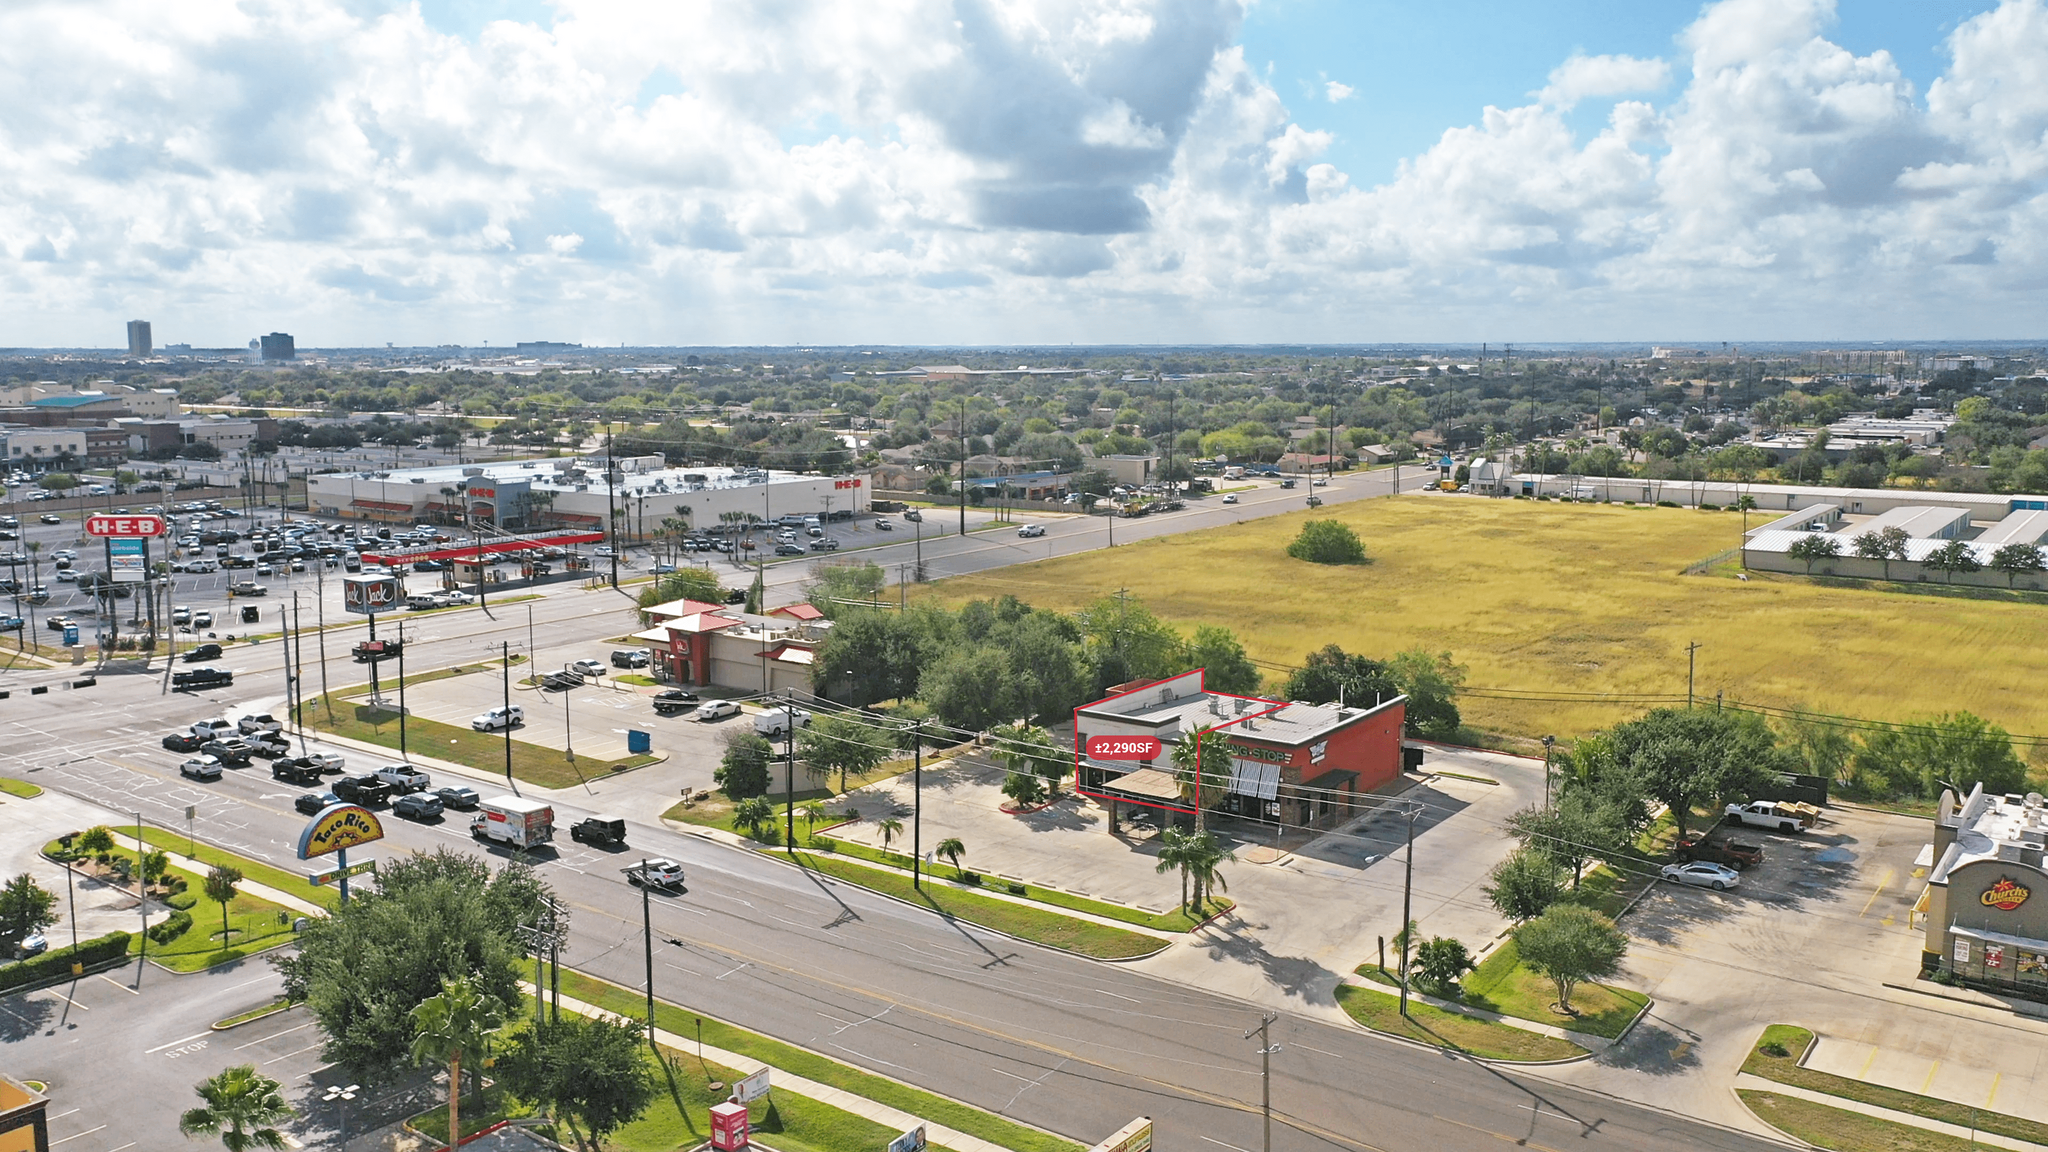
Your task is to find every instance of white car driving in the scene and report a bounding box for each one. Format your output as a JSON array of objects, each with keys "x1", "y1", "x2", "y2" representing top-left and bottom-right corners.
[
  {"x1": 694, "y1": 700, "x2": 742, "y2": 721},
  {"x1": 1017, "y1": 524, "x2": 1046, "y2": 538}
]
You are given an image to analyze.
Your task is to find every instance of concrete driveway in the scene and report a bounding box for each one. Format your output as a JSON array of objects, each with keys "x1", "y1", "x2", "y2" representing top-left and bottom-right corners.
[
  {"x1": 0, "y1": 787, "x2": 174, "y2": 949},
  {"x1": 1535, "y1": 802, "x2": 2048, "y2": 1134},
  {"x1": 828, "y1": 743, "x2": 1544, "y2": 1018}
]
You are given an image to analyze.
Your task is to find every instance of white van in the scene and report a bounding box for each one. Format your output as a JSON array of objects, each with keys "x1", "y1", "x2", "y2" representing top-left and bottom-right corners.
[{"x1": 753, "y1": 707, "x2": 812, "y2": 737}]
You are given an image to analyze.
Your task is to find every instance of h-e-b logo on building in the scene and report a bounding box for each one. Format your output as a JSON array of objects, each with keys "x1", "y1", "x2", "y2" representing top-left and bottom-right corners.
[{"x1": 1982, "y1": 876, "x2": 2032, "y2": 911}]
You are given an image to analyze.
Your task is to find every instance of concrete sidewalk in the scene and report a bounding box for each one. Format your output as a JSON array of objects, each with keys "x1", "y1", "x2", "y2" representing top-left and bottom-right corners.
[
  {"x1": 1732, "y1": 1073, "x2": 2045, "y2": 1152},
  {"x1": 1803, "y1": 1031, "x2": 2048, "y2": 1125},
  {"x1": 532, "y1": 984, "x2": 1038, "y2": 1152}
]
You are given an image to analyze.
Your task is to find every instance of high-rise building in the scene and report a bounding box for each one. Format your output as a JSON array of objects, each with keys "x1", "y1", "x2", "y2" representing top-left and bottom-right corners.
[
  {"x1": 126, "y1": 320, "x2": 151, "y2": 357},
  {"x1": 259, "y1": 332, "x2": 296, "y2": 362}
]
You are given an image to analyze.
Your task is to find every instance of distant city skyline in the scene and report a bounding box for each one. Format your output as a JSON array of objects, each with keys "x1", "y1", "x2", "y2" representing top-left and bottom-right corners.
[{"x1": 3, "y1": 0, "x2": 2045, "y2": 346}]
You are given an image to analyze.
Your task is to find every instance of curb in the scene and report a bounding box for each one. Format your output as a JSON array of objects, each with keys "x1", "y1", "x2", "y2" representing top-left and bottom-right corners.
[
  {"x1": 1726, "y1": 1086, "x2": 1821, "y2": 1150},
  {"x1": 1331, "y1": 991, "x2": 1596, "y2": 1067},
  {"x1": 210, "y1": 1001, "x2": 294, "y2": 1031}
]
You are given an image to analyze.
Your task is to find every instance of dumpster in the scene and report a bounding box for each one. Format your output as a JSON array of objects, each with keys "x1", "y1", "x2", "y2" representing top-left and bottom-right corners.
[{"x1": 627, "y1": 730, "x2": 651, "y2": 755}]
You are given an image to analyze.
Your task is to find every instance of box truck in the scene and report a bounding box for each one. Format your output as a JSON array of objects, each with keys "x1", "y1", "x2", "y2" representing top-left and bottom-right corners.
[{"x1": 471, "y1": 796, "x2": 555, "y2": 849}]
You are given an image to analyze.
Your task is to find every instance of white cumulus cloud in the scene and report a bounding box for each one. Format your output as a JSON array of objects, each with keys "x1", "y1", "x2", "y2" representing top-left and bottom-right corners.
[
  {"x1": 1325, "y1": 80, "x2": 1354, "y2": 103},
  {"x1": 1538, "y1": 53, "x2": 1672, "y2": 109}
]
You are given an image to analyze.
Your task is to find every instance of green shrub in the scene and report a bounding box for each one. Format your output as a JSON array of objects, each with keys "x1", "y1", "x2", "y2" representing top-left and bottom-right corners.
[
  {"x1": 169, "y1": 877, "x2": 188, "y2": 894},
  {"x1": 0, "y1": 932, "x2": 132, "y2": 992},
  {"x1": 148, "y1": 909, "x2": 193, "y2": 945},
  {"x1": 1006, "y1": 882, "x2": 1026, "y2": 895},
  {"x1": 1759, "y1": 1042, "x2": 1789, "y2": 1058},
  {"x1": 1285, "y1": 520, "x2": 1369, "y2": 566},
  {"x1": 958, "y1": 872, "x2": 982, "y2": 886},
  {"x1": 1656, "y1": 500, "x2": 1679, "y2": 508},
  {"x1": 1699, "y1": 503, "x2": 1720, "y2": 511},
  {"x1": 168, "y1": 892, "x2": 198, "y2": 910}
]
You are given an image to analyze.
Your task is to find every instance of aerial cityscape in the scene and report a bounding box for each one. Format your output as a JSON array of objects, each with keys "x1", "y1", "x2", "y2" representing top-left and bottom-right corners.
[{"x1": 5, "y1": 3, "x2": 2048, "y2": 1152}]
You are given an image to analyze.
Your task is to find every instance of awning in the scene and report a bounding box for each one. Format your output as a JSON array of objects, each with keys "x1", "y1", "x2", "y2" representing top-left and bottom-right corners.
[
  {"x1": 360, "y1": 530, "x2": 603, "y2": 565},
  {"x1": 1097, "y1": 767, "x2": 1183, "y2": 803},
  {"x1": 1228, "y1": 758, "x2": 1281, "y2": 800},
  {"x1": 755, "y1": 645, "x2": 814, "y2": 666},
  {"x1": 1949, "y1": 923, "x2": 2048, "y2": 951},
  {"x1": 350, "y1": 499, "x2": 414, "y2": 512}
]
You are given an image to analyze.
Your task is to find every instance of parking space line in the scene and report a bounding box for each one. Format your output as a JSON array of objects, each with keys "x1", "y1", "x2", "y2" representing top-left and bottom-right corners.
[
  {"x1": 51, "y1": 1126, "x2": 104, "y2": 1145},
  {"x1": 41, "y1": 989, "x2": 89, "y2": 1011},
  {"x1": 1859, "y1": 868, "x2": 1892, "y2": 917},
  {"x1": 1857, "y1": 1047, "x2": 1877, "y2": 1080},
  {"x1": 237, "y1": 1020, "x2": 314, "y2": 1050},
  {"x1": 1921, "y1": 1060, "x2": 1941, "y2": 1093},
  {"x1": 96, "y1": 973, "x2": 139, "y2": 994},
  {"x1": 1987, "y1": 1071, "x2": 2002, "y2": 1107},
  {"x1": 145, "y1": 1031, "x2": 213, "y2": 1054},
  {"x1": 263, "y1": 1041, "x2": 323, "y2": 1064}
]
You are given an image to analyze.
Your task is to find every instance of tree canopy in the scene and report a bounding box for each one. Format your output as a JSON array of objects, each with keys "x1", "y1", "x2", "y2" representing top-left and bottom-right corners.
[{"x1": 1285, "y1": 519, "x2": 1368, "y2": 565}]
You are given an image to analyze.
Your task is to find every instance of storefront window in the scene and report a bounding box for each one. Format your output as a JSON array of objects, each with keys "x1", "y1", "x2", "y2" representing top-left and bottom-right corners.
[{"x1": 2019, "y1": 950, "x2": 2048, "y2": 979}]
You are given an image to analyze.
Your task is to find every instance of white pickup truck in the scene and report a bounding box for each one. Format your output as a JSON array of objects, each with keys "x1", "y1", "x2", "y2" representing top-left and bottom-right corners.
[
  {"x1": 372, "y1": 763, "x2": 432, "y2": 793},
  {"x1": 1723, "y1": 800, "x2": 1820, "y2": 832}
]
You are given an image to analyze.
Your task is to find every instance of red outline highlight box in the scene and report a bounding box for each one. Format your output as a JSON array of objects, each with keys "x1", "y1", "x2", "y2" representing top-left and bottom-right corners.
[{"x1": 1072, "y1": 668, "x2": 1288, "y2": 816}]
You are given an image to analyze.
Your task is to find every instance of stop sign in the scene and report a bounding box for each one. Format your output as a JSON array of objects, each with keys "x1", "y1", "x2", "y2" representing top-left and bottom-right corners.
[{"x1": 85, "y1": 514, "x2": 167, "y2": 538}]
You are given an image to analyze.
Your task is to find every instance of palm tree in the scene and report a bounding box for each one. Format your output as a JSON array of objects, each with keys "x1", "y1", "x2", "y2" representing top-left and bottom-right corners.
[
  {"x1": 409, "y1": 975, "x2": 507, "y2": 1152},
  {"x1": 734, "y1": 796, "x2": 776, "y2": 840},
  {"x1": 1185, "y1": 829, "x2": 1237, "y2": 912},
  {"x1": 801, "y1": 801, "x2": 828, "y2": 837},
  {"x1": 935, "y1": 837, "x2": 966, "y2": 877},
  {"x1": 877, "y1": 816, "x2": 904, "y2": 854},
  {"x1": 1155, "y1": 827, "x2": 1197, "y2": 913},
  {"x1": 1171, "y1": 728, "x2": 1233, "y2": 834},
  {"x1": 178, "y1": 1064, "x2": 294, "y2": 1152}
]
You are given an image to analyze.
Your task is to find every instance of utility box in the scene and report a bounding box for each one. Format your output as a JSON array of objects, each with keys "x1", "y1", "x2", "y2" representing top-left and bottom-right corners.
[
  {"x1": 710, "y1": 1101, "x2": 750, "y2": 1151},
  {"x1": 627, "y1": 729, "x2": 651, "y2": 754}
]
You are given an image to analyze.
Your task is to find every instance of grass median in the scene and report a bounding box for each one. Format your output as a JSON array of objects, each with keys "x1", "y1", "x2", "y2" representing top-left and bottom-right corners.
[
  {"x1": 1742, "y1": 1025, "x2": 2048, "y2": 1147},
  {"x1": 787, "y1": 852, "x2": 1165, "y2": 959},
  {"x1": 551, "y1": 971, "x2": 1078, "y2": 1152},
  {"x1": 1332, "y1": 983, "x2": 1586, "y2": 1062},
  {"x1": 1737, "y1": 1090, "x2": 1979, "y2": 1152},
  {"x1": 130, "y1": 826, "x2": 340, "y2": 911},
  {"x1": 308, "y1": 692, "x2": 657, "y2": 789},
  {"x1": 1352, "y1": 942, "x2": 1645, "y2": 1040},
  {"x1": 0, "y1": 777, "x2": 41, "y2": 798}
]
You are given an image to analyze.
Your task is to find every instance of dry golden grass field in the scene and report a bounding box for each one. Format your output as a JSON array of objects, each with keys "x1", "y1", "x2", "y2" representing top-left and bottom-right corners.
[{"x1": 920, "y1": 496, "x2": 2048, "y2": 749}]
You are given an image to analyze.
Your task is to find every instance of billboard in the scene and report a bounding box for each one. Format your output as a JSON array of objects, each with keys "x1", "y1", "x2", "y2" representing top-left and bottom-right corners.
[
  {"x1": 733, "y1": 1067, "x2": 771, "y2": 1104},
  {"x1": 109, "y1": 537, "x2": 146, "y2": 584},
  {"x1": 342, "y1": 575, "x2": 403, "y2": 615},
  {"x1": 85, "y1": 513, "x2": 166, "y2": 538}
]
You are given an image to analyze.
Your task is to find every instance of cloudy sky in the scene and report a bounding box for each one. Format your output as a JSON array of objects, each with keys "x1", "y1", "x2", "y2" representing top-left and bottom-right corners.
[{"x1": 4, "y1": 0, "x2": 2045, "y2": 348}]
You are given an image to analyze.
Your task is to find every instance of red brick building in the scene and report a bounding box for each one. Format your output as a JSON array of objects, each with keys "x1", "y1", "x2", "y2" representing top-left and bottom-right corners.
[{"x1": 1074, "y1": 669, "x2": 1406, "y2": 830}]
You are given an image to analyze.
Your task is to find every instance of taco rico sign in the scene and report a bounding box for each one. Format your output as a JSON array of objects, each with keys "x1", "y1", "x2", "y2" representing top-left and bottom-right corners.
[{"x1": 1982, "y1": 876, "x2": 2032, "y2": 912}]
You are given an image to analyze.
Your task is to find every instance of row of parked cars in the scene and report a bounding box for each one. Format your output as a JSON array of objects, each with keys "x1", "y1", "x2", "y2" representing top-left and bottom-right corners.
[{"x1": 1657, "y1": 799, "x2": 1822, "y2": 891}]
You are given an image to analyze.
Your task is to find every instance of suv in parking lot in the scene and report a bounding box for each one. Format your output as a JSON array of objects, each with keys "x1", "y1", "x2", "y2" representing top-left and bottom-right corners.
[
  {"x1": 611, "y1": 649, "x2": 650, "y2": 668},
  {"x1": 471, "y1": 706, "x2": 524, "y2": 731}
]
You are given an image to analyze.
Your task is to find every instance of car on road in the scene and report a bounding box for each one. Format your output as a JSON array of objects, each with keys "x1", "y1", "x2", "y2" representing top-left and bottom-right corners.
[
  {"x1": 294, "y1": 790, "x2": 342, "y2": 814},
  {"x1": 162, "y1": 731, "x2": 206, "y2": 752},
  {"x1": 1312, "y1": 477, "x2": 1330, "y2": 486},
  {"x1": 237, "y1": 713, "x2": 283, "y2": 735},
  {"x1": 182, "y1": 643, "x2": 224, "y2": 662},
  {"x1": 333, "y1": 775, "x2": 393, "y2": 805},
  {"x1": 372, "y1": 764, "x2": 432, "y2": 793},
  {"x1": 172, "y1": 667, "x2": 234, "y2": 690},
  {"x1": 179, "y1": 755, "x2": 224, "y2": 782},
  {"x1": 16, "y1": 932, "x2": 47, "y2": 959},
  {"x1": 774, "y1": 543, "x2": 805, "y2": 556},
  {"x1": 754, "y1": 707, "x2": 811, "y2": 736},
  {"x1": 392, "y1": 792, "x2": 444, "y2": 821},
  {"x1": 1660, "y1": 861, "x2": 1742, "y2": 890},
  {"x1": 625, "y1": 858, "x2": 685, "y2": 887},
  {"x1": 651, "y1": 688, "x2": 700, "y2": 715},
  {"x1": 694, "y1": 700, "x2": 742, "y2": 721},
  {"x1": 471, "y1": 706, "x2": 525, "y2": 731},
  {"x1": 569, "y1": 659, "x2": 606, "y2": 677},
  {"x1": 1017, "y1": 524, "x2": 1046, "y2": 538},
  {"x1": 570, "y1": 815, "x2": 627, "y2": 846},
  {"x1": 229, "y1": 580, "x2": 267, "y2": 596},
  {"x1": 436, "y1": 785, "x2": 481, "y2": 810},
  {"x1": 46, "y1": 615, "x2": 75, "y2": 631},
  {"x1": 874, "y1": 519, "x2": 894, "y2": 530},
  {"x1": 52, "y1": 569, "x2": 77, "y2": 583},
  {"x1": 273, "y1": 760, "x2": 324, "y2": 786},
  {"x1": 1222, "y1": 494, "x2": 1238, "y2": 504},
  {"x1": 808, "y1": 538, "x2": 839, "y2": 551},
  {"x1": 186, "y1": 559, "x2": 219, "y2": 574},
  {"x1": 200, "y1": 738, "x2": 254, "y2": 765},
  {"x1": 172, "y1": 606, "x2": 192, "y2": 625},
  {"x1": 903, "y1": 509, "x2": 922, "y2": 522},
  {"x1": 37, "y1": 514, "x2": 59, "y2": 524},
  {"x1": 0, "y1": 616, "x2": 21, "y2": 633}
]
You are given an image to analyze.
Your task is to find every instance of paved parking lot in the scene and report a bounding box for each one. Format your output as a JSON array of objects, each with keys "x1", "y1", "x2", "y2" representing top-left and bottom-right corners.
[{"x1": 827, "y1": 743, "x2": 1545, "y2": 1019}]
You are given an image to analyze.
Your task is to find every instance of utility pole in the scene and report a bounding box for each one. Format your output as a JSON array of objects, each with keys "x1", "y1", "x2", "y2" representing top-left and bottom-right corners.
[
  {"x1": 1542, "y1": 734, "x2": 1556, "y2": 810},
  {"x1": 605, "y1": 425, "x2": 620, "y2": 588},
  {"x1": 783, "y1": 695, "x2": 797, "y2": 854},
  {"x1": 958, "y1": 397, "x2": 968, "y2": 537},
  {"x1": 395, "y1": 631, "x2": 408, "y2": 761},
  {"x1": 314, "y1": 559, "x2": 331, "y2": 722},
  {"x1": 503, "y1": 642, "x2": 519, "y2": 795},
  {"x1": 1246, "y1": 1013, "x2": 1280, "y2": 1152},
  {"x1": 1686, "y1": 640, "x2": 1702, "y2": 709},
  {"x1": 640, "y1": 860, "x2": 656, "y2": 1050},
  {"x1": 911, "y1": 719, "x2": 923, "y2": 890},
  {"x1": 1399, "y1": 801, "x2": 1418, "y2": 1018}
]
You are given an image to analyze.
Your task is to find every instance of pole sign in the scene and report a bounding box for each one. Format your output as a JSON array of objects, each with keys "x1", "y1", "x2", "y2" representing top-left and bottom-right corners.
[
  {"x1": 109, "y1": 537, "x2": 146, "y2": 584},
  {"x1": 342, "y1": 575, "x2": 402, "y2": 615},
  {"x1": 309, "y1": 858, "x2": 377, "y2": 886},
  {"x1": 85, "y1": 513, "x2": 166, "y2": 538},
  {"x1": 296, "y1": 803, "x2": 386, "y2": 860},
  {"x1": 887, "y1": 1126, "x2": 927, "y2": 1152}
]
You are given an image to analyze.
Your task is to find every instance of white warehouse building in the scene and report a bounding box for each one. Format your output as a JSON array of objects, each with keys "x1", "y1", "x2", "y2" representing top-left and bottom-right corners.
[{"x1": 305, "y1": 456, "x2": 870, "y2": 539}]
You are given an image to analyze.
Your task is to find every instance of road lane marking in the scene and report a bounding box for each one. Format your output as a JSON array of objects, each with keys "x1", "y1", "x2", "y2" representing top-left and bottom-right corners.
[
  {"x1": 1860, "y1": 868, "x2": 1893, "y2": 917},
  {"x1": 1094, "y1": 989, "x2": 1141, "y2": 1003},
  {"x1": 1293, "y1": 1043, "x2": 1343, "y2": 1059},
  {"x1": 714, "y1": 963, "x2": 750, "y2": 980},
  {"x1": 1199, "y1": 1139, "x2": 1252, "y2": 1152},
  {"x1": 145, "y1": 1031, "x2": 213, "y2": 1054}
]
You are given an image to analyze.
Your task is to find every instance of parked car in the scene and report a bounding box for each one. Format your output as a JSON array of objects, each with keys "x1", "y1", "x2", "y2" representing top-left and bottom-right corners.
[
  {"x1": 193, "y1": 611, "x2": 214, "y2": 627},
  {"x1": 436, "y1": 785, "x2": 481, "y2": 810},
  {"x1": 1723, "y1": 800, "x2": 1820, "y2": 833},
  {"x1": 294, "y1": 790, "x2": 342, "y2": 815},
  {"x1": 874, "y1": 519, "x2": 894, "y2": 530},
  {"x1": 162, "y1": 731, "x2": 206, "y2": 752},
  {"x1": 570, "y1": 815, "x2": 627, "y2": 846},
  {"x1": 625, "y1": 858, "x2": 685, "y2": 887},
  {"x1": 694, "y1": 700, "x2": 742, "y2": 721},
  {"x1": 182, "y1": 643, "x2": 224, "y2": 662},
  {"x1": 651, "y1": 688, "x2": 700, "y2": 714},
  {"x1": 392, "y1": 792, "x2": 445, "y2": 821},
  {"x1": 471, "y1": 706, "x2": 525, "y2": 731},
  {"x1": 1660, "y1": 861, "x2": 1742, "y2": 891},
  {"x1": 774, "y1": 543, "x2": 805, "y2": 556},
  {"x1": 903, "y1": 509, "x2": 922, "y2": 521},
  {"x1": 1673, "y1": 834, "x2": 1765, "y2": 870},
  {"x1": 570, "y1": 659, "x2": 606, "y2": 677},
  {"x1": 179, "y1": 756, "x2": 224, "y2": 782},
  {"x1": 611, "y1": 648, "x2": 651, "y2": 668}
]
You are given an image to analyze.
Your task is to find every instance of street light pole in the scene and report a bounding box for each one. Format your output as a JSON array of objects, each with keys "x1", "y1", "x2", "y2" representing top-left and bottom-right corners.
[
  {"x1": 1246, "y1": 1012, "x2": 1280, "y2": 1152},
  {"x1": 1542, "y1": 735, "x2": 1556, "y2": 809},
  {"x1": 783, "y1": 695, "x2": 797, "y2": 854},
  {"x1": 912, "y1": 720, "x2": 923, "y2": 890},
  {"x1": 1399, "y1": 801, "x2": 1417, "y2": 1018}
]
